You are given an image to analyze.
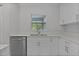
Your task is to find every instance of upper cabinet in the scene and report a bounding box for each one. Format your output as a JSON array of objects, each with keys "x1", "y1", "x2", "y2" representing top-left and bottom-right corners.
[{"x1": 60, "y1": 3, "x2": 79, "y2": 25}]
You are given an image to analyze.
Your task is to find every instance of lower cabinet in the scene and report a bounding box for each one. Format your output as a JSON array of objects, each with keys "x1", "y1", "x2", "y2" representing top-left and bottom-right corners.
[
  {"x1": 39, "y1": 37, "x2": 50, "y2": 56},
  {"x1": 59, "y1": 38, "x2": 79, "y2": 56},
  {"x1": 27, "y1": 36, "x2": 59, "y2": 56},
  {"x1": 0, "y1": 47, "x2": 10, "y2": 56},
  {"x1": 59, "y1": 39, "x2": 67, "y2": 56},
  {"x1": 48, "y1": 37, "x2": 59, "y2": 56},
  {"x1": 27, "y1": 36, "x2": 79, "y2": 56},
  {"x1": 27, "y1": 37, "x2": 40, "y2": 56},
  {"x1": 69, "y1": 41, "x2": 79, "y2": 56}
]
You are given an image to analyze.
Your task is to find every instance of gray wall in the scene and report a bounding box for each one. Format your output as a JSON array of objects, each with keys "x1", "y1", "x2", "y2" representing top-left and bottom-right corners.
[
  {"x1": 19, "y1": 3, "x2": 61, "y2": 36},
  {"x1": 0, "y1": 4, "x2": 20, "y2": 44},
  {"x1": 0, "y1": 3, "x2": 61, "y2": 44}
]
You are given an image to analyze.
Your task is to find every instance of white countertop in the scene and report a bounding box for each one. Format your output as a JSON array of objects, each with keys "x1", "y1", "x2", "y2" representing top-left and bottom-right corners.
[
  {"x1": 9, "y1": 34, "x2": 60, "y2": 37},
  {"x1": 0, "y1": 44, "x2": 8, "y2": 50}
]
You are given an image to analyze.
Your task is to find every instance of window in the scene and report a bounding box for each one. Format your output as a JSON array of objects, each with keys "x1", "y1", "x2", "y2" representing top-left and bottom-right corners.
[{"x1": 32, "y1": 15, "x2": 46, "y2": 32}]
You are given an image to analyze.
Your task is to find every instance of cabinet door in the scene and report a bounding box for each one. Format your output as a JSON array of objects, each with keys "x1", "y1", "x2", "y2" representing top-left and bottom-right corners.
[
  {"x1": 59, "y1": 39, "x2": 69, "y2": 56},
  {"x1": 48, "y1": 37, "x2": 59, "y2": 56},
  {"x1": 27, "y1": 37, "x2": 40, "y2": 56},
  {"x1": 59, "y1": 38, "x2": 79, "y2": 56},
  {"x1": 40, "y1": 37, "x2": 59, "y2": 56},
  {"x1": 60, "y1": 4, "x2": 78, "y2": 25},
  {"x1": 40, "y1": 37, "x2": 50, "y2": 56},
  {"x1": 69, "y1": 42, "x2": 79, "y2": 56}
]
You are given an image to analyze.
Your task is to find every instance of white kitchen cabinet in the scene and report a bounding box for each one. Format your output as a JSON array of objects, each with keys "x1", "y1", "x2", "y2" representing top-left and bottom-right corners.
[
  {"x1": 0, "y1": 45, "x2": 10, "y2": 56},
  {"x1": 59, "y1": 39, "x2": 68, "y2": 56},
  {"x1": 69, "y1": 41, "x2": 79, "y2": 56},
  {"x1": 40, "y1": 37, "x2": 50, "y2": 56},
  {"x1": 64, "y1": 40, "x2": 79, "y2": 56},
  {"x1": 27, "y1": 36, "x2": 59, "y2": 56},
  {"x1": 48, "y1": 37, "x2": 59, "y2": 56},
  {"x1": 27, "y1": 36, "x2": 79, "y2": 56},
  {"x1": 39, "y1": 36, "x2": 58, "y2": 56},
  {"x1": 59, "y1": 38, "x2": 72, "y2": 56},
  {"x1": 60, "y1": 3, "x2": 79, "y2": 25},
  {"x1": 27, "y1": 36, "x2": 50, "y2": 56},
  {"x1": 59, "y1": 37, "x2": 79, "y2": 56},
  {"x1": 27, "y1": 37, "x2": 40, "y2": 56}
]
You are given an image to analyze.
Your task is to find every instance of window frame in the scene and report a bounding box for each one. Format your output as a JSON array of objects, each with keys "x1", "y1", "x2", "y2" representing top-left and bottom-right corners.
[{"x1": 31, "y1": 14, "x2": 47, "y2": 33}]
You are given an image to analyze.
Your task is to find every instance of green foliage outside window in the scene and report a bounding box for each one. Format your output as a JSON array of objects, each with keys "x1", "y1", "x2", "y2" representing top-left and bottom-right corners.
[
  {"x1": 32, "y1": 22, "x2": 45, "y2": 31},
  {"x1": 32, "y1": 15, "x2": 46, "y2": 32}
]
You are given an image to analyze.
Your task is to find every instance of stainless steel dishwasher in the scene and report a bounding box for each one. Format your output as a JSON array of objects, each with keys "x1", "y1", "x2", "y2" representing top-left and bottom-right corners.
[{"x1": 9, "y1": 36, "x2": 27, "y2": 56}]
